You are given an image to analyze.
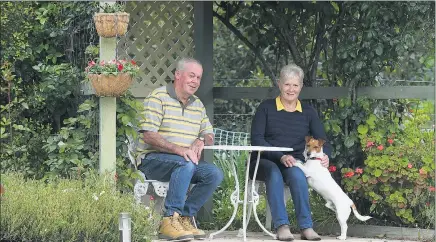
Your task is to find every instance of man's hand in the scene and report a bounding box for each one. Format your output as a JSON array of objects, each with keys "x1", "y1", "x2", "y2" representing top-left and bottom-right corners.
[
  {"x1": 179, "y1": 147, "x2": 199, "y2": 165},
  {"x1": 190, "y1": 138, "x2": 205, "y2": 161},
  {"x1": 280, "y1": 155, "x2": 297, "y2": 168},
  {"x1": 320, "y1": 154, "x2": 329, "y2": 168}
]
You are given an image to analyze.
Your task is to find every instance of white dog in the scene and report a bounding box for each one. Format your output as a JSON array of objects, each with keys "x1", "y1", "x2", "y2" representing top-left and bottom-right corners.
[{"x1": 293, "y1": 136, "x2": 371, "y2": 240}]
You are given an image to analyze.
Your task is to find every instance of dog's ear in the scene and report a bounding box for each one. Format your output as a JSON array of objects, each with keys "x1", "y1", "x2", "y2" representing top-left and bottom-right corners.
[
  {"x1": 318, "y1": 139, "x2": 326, "y2": 146},
  {"x1": 305, "y1": 136, "x2": 312, "y2": 143}
]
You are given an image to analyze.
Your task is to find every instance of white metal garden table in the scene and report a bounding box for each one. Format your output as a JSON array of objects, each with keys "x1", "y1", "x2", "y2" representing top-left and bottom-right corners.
[{"x1": 204, "y1": 145, "x2": 293, "y2": 241}]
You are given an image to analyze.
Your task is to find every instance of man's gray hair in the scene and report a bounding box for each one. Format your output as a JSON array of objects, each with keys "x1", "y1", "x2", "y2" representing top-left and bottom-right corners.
[
  {"x1": 279, "y1": 64, "x2": 304, "y2": 85},
  {"x1": 175, "y1": 57, "x2": 202, "y2": 72}
]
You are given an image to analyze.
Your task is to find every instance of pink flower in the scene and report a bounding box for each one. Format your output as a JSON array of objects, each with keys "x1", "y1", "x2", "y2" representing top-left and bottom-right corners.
[
  {"x1": 366, "y1": 141, "x2": 374, "y2": 148},
  {"x1": 377, "y1": 145, "x2": 384, "y2": 151},
  {"x1": 328, "y1": 165, "x2": 337, "y2": 172},
  {"x1": 150, "y1": 195, "x2": 155, "y2": 201},
  {"x1": 419, "y1": 168, "x2": 427, "y2": 175},
  {"x1": 429, "y1": 186, "x2": 435, "y2": 192},
  {"x1": 100, "y1": 60, "x2": 105, "y2": 65},
  {"x1": 344, "y1": 171, "x2": 355, "y2": 178},
  {"x1": 131, "y1": 60, "x2": 137, "y2": 65},
  {"x1": 388, "y1": 139, "x2": 394, "y2": 145},
  {"x1": 355, "y1": 168, "x2": 363, "y2": 174},
  {"x1": 88, "y1": 60, "x2": 96, "y2": 67},
  {"x1": 407, "y1": 163, "x2": 413, "y2": 169}
]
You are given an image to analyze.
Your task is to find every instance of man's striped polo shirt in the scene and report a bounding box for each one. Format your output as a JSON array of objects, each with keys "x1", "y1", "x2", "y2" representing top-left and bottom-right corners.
[{"x1": 137, "y1": 82, "x2": 213, "y2": 159}]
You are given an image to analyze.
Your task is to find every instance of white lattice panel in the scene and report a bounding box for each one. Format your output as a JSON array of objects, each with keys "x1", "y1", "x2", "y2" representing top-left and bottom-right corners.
[{"x1": 117, "y1": 1, "x2": 194, "y2": 93}]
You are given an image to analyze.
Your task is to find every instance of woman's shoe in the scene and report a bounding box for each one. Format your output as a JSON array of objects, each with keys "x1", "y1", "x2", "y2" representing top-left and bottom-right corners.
[{"x1": 276, "y1": 224, "x2": 294, "y2": 241}]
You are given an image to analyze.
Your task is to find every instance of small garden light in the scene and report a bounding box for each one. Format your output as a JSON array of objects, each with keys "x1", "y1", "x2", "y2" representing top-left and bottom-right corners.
[{"x1": 119, "y1": 212, "x2": 131, "y2": 242}]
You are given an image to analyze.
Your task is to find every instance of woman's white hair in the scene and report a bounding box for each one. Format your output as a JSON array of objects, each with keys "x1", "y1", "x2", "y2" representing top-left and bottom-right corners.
[
  {"x1": 279, "y1": 64, "x2": 304, "y2": 85},
  {"x1": 175, "y1": 57, "x2": 202, "y2": 72}
]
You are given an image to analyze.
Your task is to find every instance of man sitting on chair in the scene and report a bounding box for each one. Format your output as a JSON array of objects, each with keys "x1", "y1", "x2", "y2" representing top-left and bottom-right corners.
[{"x1": 138, "y1": 57, "x2": 223, "y2": 241}]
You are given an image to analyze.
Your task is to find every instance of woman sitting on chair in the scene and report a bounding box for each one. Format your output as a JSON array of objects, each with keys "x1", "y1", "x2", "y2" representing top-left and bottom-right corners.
[{"x1": 250, "y1": 64, "x2": 331, "y2": 241}]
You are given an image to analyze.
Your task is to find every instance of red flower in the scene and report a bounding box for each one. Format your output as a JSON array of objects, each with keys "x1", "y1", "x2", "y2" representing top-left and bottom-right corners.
[
  {"x1": 407, "y1": 163, "x2": 413, "y2": 169},
  {"x1": 355, "y1": 168, "x2": 363, "y2": 174},
  {"x1": 366, "y1": 141, "x2": 374, "y2": 148},
  {"x1": 131, "y1": 60, "x2": 137, "y2": 65},
  {"x1": 388, "y1": 139, "x2": 394, "y2": 145},
  {"x1": 117, "y1": 63, "x2": 124, "y2": 71},
  {"x1": 429, "y1": 186, "x2": 435, "y2": 192},
  {"x1": 372, "y1": 200, "x2": 377, "y2": 204},
  {"x1": 328, "y1": 165, "x2": 337, "y2": 172},
  {"x1": 332, "y1": 98, "x2": 338, "y2": 103},
  {"x1": 344, "y1": 171, "x2": 355, "y2": 178},
  {"x1": 377, "y1": 145, "x2": 384, "y2": 151}
]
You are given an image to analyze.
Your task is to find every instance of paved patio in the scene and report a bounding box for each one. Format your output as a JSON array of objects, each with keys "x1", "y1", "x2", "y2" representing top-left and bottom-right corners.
[{"x1": 153, "y1": 231, "x2": 419, "y2": 242}]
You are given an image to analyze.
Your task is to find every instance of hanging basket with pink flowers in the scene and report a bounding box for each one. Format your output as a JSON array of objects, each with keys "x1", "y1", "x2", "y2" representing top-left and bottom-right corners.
[{"x1": 85, "y1": 59, "x2": 139, "y2": 97}]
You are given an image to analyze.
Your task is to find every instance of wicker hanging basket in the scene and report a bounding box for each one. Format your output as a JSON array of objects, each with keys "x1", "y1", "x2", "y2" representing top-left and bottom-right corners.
[
  {"x1": 88, "y1": 73, "x2": 133, "y2": 97},
  {"x1": 93, "y1": 12, "x2": 130, "y2": 38}
]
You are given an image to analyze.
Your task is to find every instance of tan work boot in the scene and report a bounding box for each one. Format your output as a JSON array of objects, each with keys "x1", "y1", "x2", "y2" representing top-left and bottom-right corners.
[
  {"x1": 276, "y1": 224, "x2": 294, "y2": 241},
  {"x1": 158, "y1": 212, "x2": 194, "y2": 241},
  {"x1": 179, "y1": 216, "x2": 206, "y2": 240},
  {"x1": 301, "y1": 228, "x2": 321, "y2": 241}
]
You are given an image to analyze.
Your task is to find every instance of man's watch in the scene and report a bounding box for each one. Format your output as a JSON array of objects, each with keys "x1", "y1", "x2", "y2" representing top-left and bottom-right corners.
[{"x1": 197, "y1": 136, "x2": 205, "y2": 142}]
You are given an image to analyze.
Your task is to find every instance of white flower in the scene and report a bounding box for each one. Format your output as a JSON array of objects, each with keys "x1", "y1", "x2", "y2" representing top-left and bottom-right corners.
[{"x1": 92, "y1": 193, "x2": 99, "y2": 201}]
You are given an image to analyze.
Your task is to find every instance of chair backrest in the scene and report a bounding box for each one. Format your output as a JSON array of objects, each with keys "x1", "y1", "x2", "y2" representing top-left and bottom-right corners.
[{"x1": 213, "y1": 128, "x2": 250, "y2": 146}]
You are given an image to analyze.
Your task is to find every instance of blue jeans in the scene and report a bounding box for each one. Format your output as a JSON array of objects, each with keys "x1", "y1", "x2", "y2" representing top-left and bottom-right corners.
[
  {"x1": 250, "y1": 158, "x2": 312, "y2": 230},
  {"x1": 138, "y1": 153, "x2": 224, "y2": 217}
]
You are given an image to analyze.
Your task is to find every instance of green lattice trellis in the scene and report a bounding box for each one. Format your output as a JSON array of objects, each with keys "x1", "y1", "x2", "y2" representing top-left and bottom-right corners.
[{"x1": 117, "y1": 1, "x2": 195, "y2": 94}]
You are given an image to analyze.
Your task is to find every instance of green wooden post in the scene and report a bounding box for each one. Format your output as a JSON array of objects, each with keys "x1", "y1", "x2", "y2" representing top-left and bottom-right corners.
[
  {"x1": 98, "y1": 3, "x2": 117, "y2": 176},
  {"x1": 193, "y1": 1, "x2": 214, "y2": 223}
]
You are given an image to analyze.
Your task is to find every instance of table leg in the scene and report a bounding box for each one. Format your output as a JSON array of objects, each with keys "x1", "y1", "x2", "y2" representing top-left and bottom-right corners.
[
  {"x1": 242, "y1": 151, "x2": 252, "y2": 241},
  {"x1": 251, "y1": 151, "x2": 277, "y2": 239},
  {"x1": 209, "y1": 151, "x2": 241, "y2": 239}
]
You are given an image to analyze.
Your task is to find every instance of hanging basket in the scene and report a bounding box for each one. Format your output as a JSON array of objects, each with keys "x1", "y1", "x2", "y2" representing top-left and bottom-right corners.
[
  {"x1": 88, "y1": 73, "x2": 133, "y2": 97},
  {"x1": 93, "y1": 12, "x2": 130, "y2": 38}
]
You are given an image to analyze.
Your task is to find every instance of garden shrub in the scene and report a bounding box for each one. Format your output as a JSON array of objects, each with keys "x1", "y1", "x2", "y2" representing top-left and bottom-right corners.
[
  {"x1": 0, "y1": 173, "x2": 159, "y2": 242},
  {"x1": 340, "y1": 100, "x2": 434, "y2": 228}
]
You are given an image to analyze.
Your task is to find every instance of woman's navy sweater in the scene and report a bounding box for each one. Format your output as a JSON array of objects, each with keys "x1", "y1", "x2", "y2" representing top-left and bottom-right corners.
[{"x1": 250, "y1": 99, "x2": 332, "y2": 162}]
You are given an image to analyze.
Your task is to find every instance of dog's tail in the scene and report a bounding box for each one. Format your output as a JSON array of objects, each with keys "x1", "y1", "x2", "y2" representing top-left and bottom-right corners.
[{"x1": 351, "y1": 204, "x2": 372, "y2": 221}]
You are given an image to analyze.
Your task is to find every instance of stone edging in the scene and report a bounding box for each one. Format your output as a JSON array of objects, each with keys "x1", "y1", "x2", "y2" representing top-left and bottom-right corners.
[{"x1": 314, "y1": 222, "x2": 435, "y2": 240}]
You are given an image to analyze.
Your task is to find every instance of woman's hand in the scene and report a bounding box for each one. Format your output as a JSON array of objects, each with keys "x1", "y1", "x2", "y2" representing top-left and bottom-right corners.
[
  {"x1": 280, "y1": 155, "x2": 297, "y2": 167},
  {"x1": 320, "y1": 154, "x2": 329, "y2": 168}
]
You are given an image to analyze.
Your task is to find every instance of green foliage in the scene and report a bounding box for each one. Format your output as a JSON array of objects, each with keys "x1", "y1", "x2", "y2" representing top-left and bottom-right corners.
[
  {"x1": 0, "y1": 173, "x2": 159, "y2": 242},
  {"x1": 99, "y1": 3, "x2": 126, "y2": 13},
  {"x1": 43, "y1": 98, "x2": 98, "y2": 179},
  {"x1": 340, "y1": 101, "x2": 434, "y2": 228},
  {"x1": 115, "y1": 95, "x2": 146, "y2": 192},
  {"x1": 1, "y1": 63, "x2": 52, "y2": 179}
]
